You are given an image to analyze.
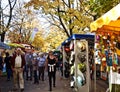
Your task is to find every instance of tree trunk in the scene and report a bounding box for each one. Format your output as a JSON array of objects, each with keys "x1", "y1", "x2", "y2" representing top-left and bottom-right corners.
[{"x1": 0, "y1": 31, "x2": 5, "y2": 42}]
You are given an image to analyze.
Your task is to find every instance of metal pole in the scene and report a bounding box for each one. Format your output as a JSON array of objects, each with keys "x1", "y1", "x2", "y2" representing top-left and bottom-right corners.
[
  {"x1": 0, "y1": 0, "x2": 1, "y2": 17},
  {"x1": 74, "y1": 39, "x2": 77, "y2": 90},
  {"x1": 94, "y1": 35, "x2": 97, "y2": 92},
  {"x1": 86, "y1": 40, "x2": 90, "y2": 92},
  {"x1": 62, "y1": 46, "x2": 65, "y2": 78}
]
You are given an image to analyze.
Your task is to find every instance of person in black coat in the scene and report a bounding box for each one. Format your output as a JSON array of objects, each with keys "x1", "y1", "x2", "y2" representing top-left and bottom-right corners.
[
  {"x1": 0, "y1": 53, "x2": 3, "y2": 77},
  {"x1": 4, "y1": 52, "x2": 12, "y2": 81},
  {"x1": 45, "y1": 51, "x2": 58, "y2": 91}
]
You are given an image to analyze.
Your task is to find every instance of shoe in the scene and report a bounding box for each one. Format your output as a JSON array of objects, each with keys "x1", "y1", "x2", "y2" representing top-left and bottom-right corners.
[
  {"x1": 37, "y1": 82, "x2": 39, "y2": 84},
  {"x1": 21, "y1": 88, "x2": 24, "y2": 92},
  {"x1": 53, "y1": 84, "x2": 56, "y2": 87},
  {"x1": 7, "y1": 79, "x2": 10, "y2": 81},
  {"x1": 49, "y1": 89, "x2": 52, "y2": 91},
  {"x1": 12, "y1": 88, "x2": 18, "y2": 91},
  {"x1": 53, "y1": 85, "x2": 56, "y2": 87}
]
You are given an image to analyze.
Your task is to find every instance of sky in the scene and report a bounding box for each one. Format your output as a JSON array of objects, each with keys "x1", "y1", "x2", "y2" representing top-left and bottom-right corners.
[
  {"x1": 2, "y1": 0, "x2": 30, "y2": 6},
  {"x1": 2, "y1": 0, "x2": 50, "y2": 31}
]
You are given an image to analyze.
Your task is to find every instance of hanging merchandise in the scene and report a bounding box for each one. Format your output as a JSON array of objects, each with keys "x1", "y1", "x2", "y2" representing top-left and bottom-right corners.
[
  {"x1": 90, "y1": 3, "x2": 120, "y2": 92},
  {"x1": 113, "y1": 53, "x2": 118, "y2": 65},
  {"x1": 116, "y1": 37, "x2": 120, "y2": 56},
  {"x1": 78, "y1": 63, "x2": 86, "y2": 73},
  {"x1": 107, "y1": 53, "x2": 113, "y2": 66},
  {"x1": 62, "y1": 34, "x2": 94, "y2": 92}
]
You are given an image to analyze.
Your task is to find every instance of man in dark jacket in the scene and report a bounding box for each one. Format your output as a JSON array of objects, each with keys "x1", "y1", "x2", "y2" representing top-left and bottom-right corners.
[
  {"x1": 0, "y1": 53, "x2": 3, "y2": 77},
  {"x1": 11, "y1": 48, "x2": 25, "y2": 92}
]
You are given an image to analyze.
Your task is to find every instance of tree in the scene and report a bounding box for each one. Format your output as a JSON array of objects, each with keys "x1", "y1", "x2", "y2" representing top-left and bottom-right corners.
[
  {"x1": 32, "y1": 29, "x2": 45, "y2": 50},
  {"x1": 0, "y1": 0, "x2": 17, "y2": 42},
  {"x1": 86, "y1": 0, "x2": 120, "y2": 20},
  {"x1": 25, "y1": 0, "x2": 92, "y2": 37},
  {"x1": 8, "y1": 1, "x2": 41, "y2": 44},
  {"x1": 43, "y1": 26, "x2": 67, "y2": 52},
  {"x1": 25, "y1": 0, "x2": 120, "y2": 38}
]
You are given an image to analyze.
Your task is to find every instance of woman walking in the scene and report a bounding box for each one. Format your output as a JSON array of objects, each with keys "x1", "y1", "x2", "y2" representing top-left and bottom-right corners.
[{"x1": 45, "y1": 51, "x2": 58, "y2": 91}]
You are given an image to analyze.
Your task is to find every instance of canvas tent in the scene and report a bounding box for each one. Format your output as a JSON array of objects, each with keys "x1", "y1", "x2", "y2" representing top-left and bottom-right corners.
[
  {"x1": 90, "y1": 3, "x2": 120, "y2": 33},
  {"x1": 0, "y1": 42, "x2": 10, "y2": 49}
]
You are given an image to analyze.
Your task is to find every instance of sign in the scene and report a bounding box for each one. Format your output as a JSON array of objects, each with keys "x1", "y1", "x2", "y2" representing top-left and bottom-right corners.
[
  {"x1": 29, "y1": 27, "x2": 38, "y2": 42},
  {"x1": 101, "y1": 72, "x2": 107, "y2": 80}
]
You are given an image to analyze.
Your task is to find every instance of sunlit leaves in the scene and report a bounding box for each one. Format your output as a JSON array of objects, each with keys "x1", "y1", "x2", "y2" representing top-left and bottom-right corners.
[
  {"x1": 43, "y1": 26, "x2": 67, "y2": 52},
  {"x1": 8, "y1": 1, "x2": 41, "y2": 44},
  {"x1": 88, "y1": 0, "x2": 119, "y2": 19},
  {"x1": 25, "y1": 0, "x2": 94, "y2": 36},
  {"x1": 32, "y1": 30, "x2": 44, "y2": 50},
  {"x1": 8, "y1": 30, "x2": 22, "y2": 43},
  {"x1": 24, "y1": 0, "x2": 120, "y2": 52}
]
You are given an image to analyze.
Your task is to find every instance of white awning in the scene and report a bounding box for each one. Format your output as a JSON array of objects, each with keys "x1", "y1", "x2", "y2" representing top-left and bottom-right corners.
[{"x1": 90, "y1": 3, "x2": 120, "y2": 32}]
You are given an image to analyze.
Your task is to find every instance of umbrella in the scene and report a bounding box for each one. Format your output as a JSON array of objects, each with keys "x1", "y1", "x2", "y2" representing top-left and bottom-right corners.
[{"x1": 0, "y1": 42, "x2": 11, "y2": 49}]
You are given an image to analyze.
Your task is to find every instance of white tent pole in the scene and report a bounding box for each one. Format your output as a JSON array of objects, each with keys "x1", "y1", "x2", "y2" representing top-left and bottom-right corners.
[
  {"x1": 62, "y1": 46, "x2": 65, "y2": 78},
  {"x1": 94, "y1": 35, "x2": 97, "y2": 92},
  {"x1": 86, "y1": 40, "x2": 90, "y2": 92},
  {"x1": 74, "y1": 39, "x2": 77, "y2": 89}
]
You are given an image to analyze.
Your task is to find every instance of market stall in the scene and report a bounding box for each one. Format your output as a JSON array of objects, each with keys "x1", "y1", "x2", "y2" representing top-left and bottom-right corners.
[
  {"x1": 90, "y1": 3, "x2": 120, "y2": 92},
  {"x1": 62, "y1": 34, "x2": 95, "y2": 92}
]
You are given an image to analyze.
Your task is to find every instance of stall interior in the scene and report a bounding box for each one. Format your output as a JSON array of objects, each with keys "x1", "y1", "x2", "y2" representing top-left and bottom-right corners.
[{"x1": 94, "y1": 31, "x2": 120, "y2": 81}]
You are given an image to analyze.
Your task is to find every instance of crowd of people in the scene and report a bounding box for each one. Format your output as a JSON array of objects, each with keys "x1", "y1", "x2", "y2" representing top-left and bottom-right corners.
[{"x1": 0, "y1": 48, "x2": 63, "y2": 92}]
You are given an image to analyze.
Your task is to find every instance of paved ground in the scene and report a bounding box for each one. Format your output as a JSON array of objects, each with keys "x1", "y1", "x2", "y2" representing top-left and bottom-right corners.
[
  {"x1": 0, "y1": 71, "x2": 108, "y2": 92},
  {"x1": 0, "y1": 71, "x2": 72, "y2": 92},
  {"x1": 91, "y1": 79, "x2": 109, "y2": 92}
]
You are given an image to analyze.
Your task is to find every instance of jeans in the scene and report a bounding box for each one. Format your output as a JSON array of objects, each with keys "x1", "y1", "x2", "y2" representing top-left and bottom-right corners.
[
  {"x1": 33, "y1": 70, "x2": 39, "y2": 84},
  {"x1": 38, "y1": 66, "x2": 45, "y2": 81},
  {"x1": 6, "y1": 68, "x2": 12, "y2": 80},
  {"x1": 26, "y1": 65, "x2": 33, "y2": 80}
]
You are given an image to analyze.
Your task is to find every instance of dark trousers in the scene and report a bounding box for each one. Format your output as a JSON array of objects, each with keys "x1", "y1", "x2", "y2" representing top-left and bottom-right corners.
[
  {"x1": 60, "y1": 67, "x2": 63, "y2": 77},
  {"x1": 48, "y1": 72, "x2": 56, "y2": 91},
  {"x1": 38, "y1": 66, "x2": 45, "y2": 81},
  {"x1": 6, "y1": 68, "x2": 12, "y2": 80},
  {"x1": 33, "y1": 70, "x2": 39, "y2": 84},
  {"x1": 26, "y1": 65, "x2": 33, "y2": 80}
]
